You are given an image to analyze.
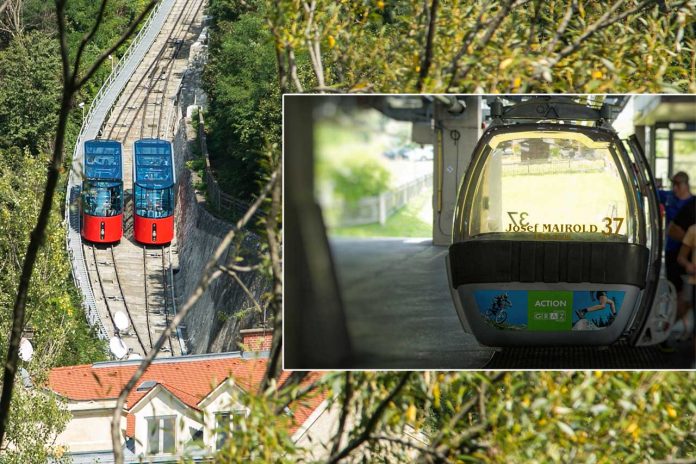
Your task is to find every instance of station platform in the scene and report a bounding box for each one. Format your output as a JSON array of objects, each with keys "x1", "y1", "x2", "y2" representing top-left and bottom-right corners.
[
  {"x1": 330, "y1": 237, "x2": 694, "y2": 369},
  {"x1": 331, "y1": 237, "x2": 494, "y2": 369}
]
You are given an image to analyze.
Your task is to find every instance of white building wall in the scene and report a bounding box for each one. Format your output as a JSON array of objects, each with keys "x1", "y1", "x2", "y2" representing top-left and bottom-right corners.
[
  {"x1": 54, "y1": 400, "x2": 125, "y2": 453},
  {"x1": 293, "y1": 400, "x2": 341, "y2": 460},
  {"x1": 199, "y1": 386, "x2": 247, "y2": 451},
  {"x1": 131, "y1": 390, "x2": 202, "y2": 457}
]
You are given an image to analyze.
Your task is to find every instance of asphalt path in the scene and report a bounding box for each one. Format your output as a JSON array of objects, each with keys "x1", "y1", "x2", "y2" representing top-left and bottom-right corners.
[{"x1": 330, "y1": 237, "x2": 494, "y2": 369}]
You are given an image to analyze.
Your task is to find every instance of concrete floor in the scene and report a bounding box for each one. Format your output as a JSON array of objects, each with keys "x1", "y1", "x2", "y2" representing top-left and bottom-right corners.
[{"x1": 330, "y1": 237, "x2": 494, "y2": 369}]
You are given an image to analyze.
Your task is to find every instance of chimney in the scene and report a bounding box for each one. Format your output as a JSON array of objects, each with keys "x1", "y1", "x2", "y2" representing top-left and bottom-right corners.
[{"x1": 239, "y1": 328, "x2": 273, "y2": 352}]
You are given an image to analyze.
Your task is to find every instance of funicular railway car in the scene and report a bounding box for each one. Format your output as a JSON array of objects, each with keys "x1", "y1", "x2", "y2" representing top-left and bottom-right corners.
[
  {"x1": 447, "y1": 98, "x2": 678, "y2": 348},
  {"x1": 133, "y1": 138, "x2": 175, "y2": 244},
  {"x1": 81, "y1": 140, "x2": 124, "y2": 243}
]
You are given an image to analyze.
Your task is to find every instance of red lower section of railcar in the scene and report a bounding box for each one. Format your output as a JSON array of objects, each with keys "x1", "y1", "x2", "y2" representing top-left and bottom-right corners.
[
  {"x1": 133, "y1": 214, "x2": 174, "y2": 245},
  {"x1": 82, "y1": 214, "x2": 123, "y2": 243}
]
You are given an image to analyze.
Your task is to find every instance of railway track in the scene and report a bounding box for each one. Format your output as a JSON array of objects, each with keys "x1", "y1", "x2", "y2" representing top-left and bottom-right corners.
[
  {"x1": 85, "y1": 243, "x2": 150, "y2": 357},
  {"x1": 143, "y1": 246, "x2": 177, "y2": 355},
  {"x1": 105, "y1": 0, "x2": 202, "y2": 142},
  {"x1": 81, "y1": 0, "x2": 204, "y2": 359}
]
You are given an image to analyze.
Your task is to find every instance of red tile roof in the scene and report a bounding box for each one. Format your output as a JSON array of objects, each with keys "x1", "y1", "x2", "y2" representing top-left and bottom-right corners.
[
  {"x1": 48, "y1": 355, "x2": 326, "y2": 437},
  {"x1": 285, "y1": 372, "x2": 327, "y2": 436}
]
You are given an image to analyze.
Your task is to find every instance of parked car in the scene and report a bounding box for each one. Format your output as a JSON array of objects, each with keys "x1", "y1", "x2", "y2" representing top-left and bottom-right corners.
[
  {"x1": 406, "y1": 146, "x2": 434, "y2": 161},
  {"x1": 383, "y1": 146, "x2": 412, "y2": 160}
]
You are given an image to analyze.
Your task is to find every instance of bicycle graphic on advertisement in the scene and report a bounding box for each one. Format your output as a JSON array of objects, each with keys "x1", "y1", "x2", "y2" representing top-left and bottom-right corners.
[{"x1": 486, "y1": 294, "x2": 512, "y2": 324}]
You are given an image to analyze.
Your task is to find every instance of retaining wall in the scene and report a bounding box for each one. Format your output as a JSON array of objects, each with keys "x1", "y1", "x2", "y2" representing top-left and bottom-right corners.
[{"x1": 172, "y1": 118, "x2": 268, "y2": 354}]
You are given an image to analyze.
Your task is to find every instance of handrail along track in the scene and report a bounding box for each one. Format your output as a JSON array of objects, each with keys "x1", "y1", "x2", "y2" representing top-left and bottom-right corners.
[{"x1": 65, "y1": 0, "x2": 201, "y2": 356}]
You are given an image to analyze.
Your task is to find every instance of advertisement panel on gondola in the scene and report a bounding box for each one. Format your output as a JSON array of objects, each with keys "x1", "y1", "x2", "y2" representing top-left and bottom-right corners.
[{"x1": 473, "y1": 290, "x2": 625, "y2": 331}]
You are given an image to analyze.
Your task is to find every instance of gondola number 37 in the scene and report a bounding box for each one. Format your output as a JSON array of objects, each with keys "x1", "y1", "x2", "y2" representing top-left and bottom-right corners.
[{"x1": 602, "y1": 217, "x2": 624, "y2": 235}]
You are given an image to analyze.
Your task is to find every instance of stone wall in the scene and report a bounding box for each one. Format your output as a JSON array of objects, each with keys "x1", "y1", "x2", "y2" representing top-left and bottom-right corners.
[{"x1": 172, "y1": 117, "x2": 268, "y2": 354}]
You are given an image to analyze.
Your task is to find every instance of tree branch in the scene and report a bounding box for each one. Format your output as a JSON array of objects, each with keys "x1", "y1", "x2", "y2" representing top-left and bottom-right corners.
[
  {"x1": 110, "y1": 170, "x2": 279, "y2": 463},
  {"x1": 544, "y1": 0, "x2": 577, "y2": 55},
  {"x1": 302, "y1": 1, "x2": 325, "y2": 90},
  {"x1": 55, "y1": 0, "x2": 70, "y2": 85},
  {"x1": 287, "y1": 47, "x2": 304, "y2": 92},
  {"x1": 416, "y1": 0, "x2": 439, "y2": 92},
  {"x1": 546, "y1": 0, "x2": 657, "y2": 69},
  {"x1": 448, "y1": 0, "x2": 530, "y2": 90},
  {"x1": 267, "y1": 10, "x2": 289, "y2": 93},
  {"x1": 329, "y1": 371, "x2": 353, "y2": 457},
  {"x1": 71, "y1": 0, "x2": 109, "y2": 80},
  {"x1": 428, "y1": 372, "x2": 506, "y2": 457},
  {"x1": 371, "y1": 434, "x2": 448, "y2": 462},
  {"x1": 216, "y1": 264, "x2": 265, "y2": 316},
  {"x1": 445, "y1": 4, "x2": 488, "y2": 90},
  {"x1": 260, "y1": 169, "x2": 283, "y2": 391},
  {"x1": 273, "y1": 372, "x2": 334, "y2": 415},
  {"x1": 327, "y1": 372, "x2": 412, "y2": 464},
  {"x1": 224, "y1": 263, "x2": 262, "y2": 272}
]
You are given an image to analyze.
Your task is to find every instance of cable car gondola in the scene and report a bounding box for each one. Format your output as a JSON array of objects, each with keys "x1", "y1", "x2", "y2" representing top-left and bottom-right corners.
[
  {"x1": 446, "y1": 98, "x2": 676, "y2": 347},
  {"x1": 133, "y1": 138, "x2": 175, "y2": 245},
  {"x1": 81, "y1": 140, "x2": 124, "y2": 243}
]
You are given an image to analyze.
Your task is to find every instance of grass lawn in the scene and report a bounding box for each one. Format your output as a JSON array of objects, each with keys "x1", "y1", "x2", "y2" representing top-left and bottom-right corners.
[{"x1": 330, "y1": 189, "x2": 433, "y2": 238}]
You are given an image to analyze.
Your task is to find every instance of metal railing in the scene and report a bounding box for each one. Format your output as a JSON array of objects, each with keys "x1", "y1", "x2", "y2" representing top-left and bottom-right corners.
[
  {"x1": 197, "y1": 111, "x2": 265, "y2": 222},
  {"x1": 65, "y1": 0, "x2": 178, "y2": 342},
  {"x1": 324, "y1": 173, "x2": 433, "y2": 228}
]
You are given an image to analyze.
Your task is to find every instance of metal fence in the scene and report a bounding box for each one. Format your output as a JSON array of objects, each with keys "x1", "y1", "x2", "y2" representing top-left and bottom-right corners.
[
  {"x1": 197, "y1": 111, "x2": 265, "y2": 223},
  {"x1": 501, "y1": 158, "x2": 607, "y2": 176},
  {"x1": 325, "y1": 173, "x2": 433, "y2": 228},
  {"x1": 64, "y1": 0, "x2": 178, "y2": 342}
]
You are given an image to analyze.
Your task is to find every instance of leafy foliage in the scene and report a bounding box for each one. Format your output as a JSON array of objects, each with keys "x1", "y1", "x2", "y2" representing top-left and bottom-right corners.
[
  {"x1": 0, "y1": 32, "x2": 61, "y2": 154},
  {"x1": 1, "y1": 386, "x2": 71, "y2": 464},
  {"x1": 208, "y1": 371, "x2": 696, "y2": 463},
  {"x1": 0, "y1": 150, "x2": 107, "y2": 460},
  {"x1": 206, "y1": 2, "x2": 695, "y2": 462},
  {"x1": 267, "y1": 0, "x2": 696, "y2": 93},
  {"x1": 330, "y1": 155, "x2": 391, "y2": 202},
  {"x1": 203, "y1": 0, "x2": 282, "y2": 201},
  {"x1": 214, "y1": 388, "x2": 299, "y2": 463},
  {"x1": 0, "y1": 151, "x2": 106, "y2": 364},
  {"x1": 0, "y1": 0, "x2": 149, "y2": 458}
]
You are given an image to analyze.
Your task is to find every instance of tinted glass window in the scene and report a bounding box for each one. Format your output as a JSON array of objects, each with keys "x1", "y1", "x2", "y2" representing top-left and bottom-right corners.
[
  {"x1": 461, "y1": 131, "x2": 636, "y2": 242},
  {"x1": 135, "y1": 185, "x2": 173, "y2": 218},
  {"x1": 84, "y1": 141, "x2": 122, "y2": 179},
  {"x1": 82, "y1": 181, "x2": 123, "y2": 216}
]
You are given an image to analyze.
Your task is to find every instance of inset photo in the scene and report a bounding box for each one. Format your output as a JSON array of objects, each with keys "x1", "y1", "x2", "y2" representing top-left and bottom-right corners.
[{"x1": 284, "y1": 94, "x2": 696, "y2": 370}]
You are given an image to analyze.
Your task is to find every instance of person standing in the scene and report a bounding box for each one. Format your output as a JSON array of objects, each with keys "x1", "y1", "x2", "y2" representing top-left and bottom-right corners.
[
  {"x1": 666, "y1": 172, "x2": 696, "y2": 360},
  {"x1": 661, "y1": 172, "x2": 693, "y2": 293}
]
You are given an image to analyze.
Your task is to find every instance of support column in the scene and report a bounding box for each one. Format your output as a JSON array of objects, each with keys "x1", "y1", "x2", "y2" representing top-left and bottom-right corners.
[
  {"x1": 432, "y1": 96, "x2": 482, "y2": 246},
  {"x1": 634, "y1": 125, "x2": 647, "y2": 156},
  {"x1": 284, "y1": 95, "x2": 352, "y2": 368}
]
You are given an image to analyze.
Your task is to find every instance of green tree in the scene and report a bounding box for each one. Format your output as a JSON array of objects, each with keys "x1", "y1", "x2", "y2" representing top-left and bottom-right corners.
[
  {"x1": 0, "y1": 32, "x2": 61, "y2": 155},
  {"x1": 0, "y1": 0, "x2": 155, "y2": 456},
  {"x1": 330, "y1": 155, "x2": 391, "y2": 203},
  {"x1": 203, "y1": 0, "x2": 283, "y2": 200},
  {"x1": 1, "y1": 386, "x2": 70, "y2": 464}
]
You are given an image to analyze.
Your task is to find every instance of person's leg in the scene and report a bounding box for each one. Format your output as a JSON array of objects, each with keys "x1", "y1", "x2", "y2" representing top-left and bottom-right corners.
[
  {"x1": 672, "y1": 280, "x2": 694, "y2": 339},
  {"x1": 666, "y1": 250, "x2": 684, "y2": 294},
  {"x1": 585, "y1": 296, "x2": 608, "y2": 313}
]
